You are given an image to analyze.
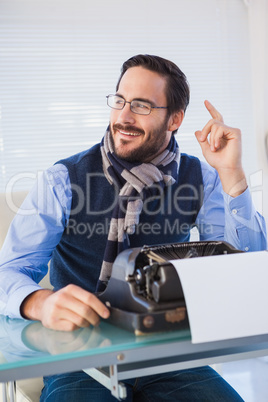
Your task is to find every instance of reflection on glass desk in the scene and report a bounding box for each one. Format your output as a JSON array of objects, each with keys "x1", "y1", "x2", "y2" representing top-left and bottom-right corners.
[{"x1": 0, "y1": 315, "x2": 268, "y2": 400}]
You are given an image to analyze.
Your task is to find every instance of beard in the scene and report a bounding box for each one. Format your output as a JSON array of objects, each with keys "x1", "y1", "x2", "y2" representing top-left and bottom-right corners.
[{"x1": 110, "y1": 116, "x2": 170, "y2": 163}]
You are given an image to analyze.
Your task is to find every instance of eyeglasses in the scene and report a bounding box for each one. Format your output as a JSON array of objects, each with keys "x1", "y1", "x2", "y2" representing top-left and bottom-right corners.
[{"x1": 106, "y1": 94, "x2": 168, "y2": 115}]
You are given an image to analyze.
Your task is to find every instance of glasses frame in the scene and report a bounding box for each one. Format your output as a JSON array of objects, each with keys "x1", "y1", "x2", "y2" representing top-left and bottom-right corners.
[{"x1": 106, "y1": 94, "x2": 168, "y2": 115}]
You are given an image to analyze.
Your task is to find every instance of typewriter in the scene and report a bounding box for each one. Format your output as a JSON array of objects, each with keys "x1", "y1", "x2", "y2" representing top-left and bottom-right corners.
[{"x1": 98, "y1": 241, "x2": 242, "y2": 335}]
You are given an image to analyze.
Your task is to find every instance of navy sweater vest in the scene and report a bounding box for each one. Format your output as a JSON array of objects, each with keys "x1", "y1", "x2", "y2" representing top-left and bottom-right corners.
[{"x1": 50, "y1": 144, "x2": 203, "y2": 292}]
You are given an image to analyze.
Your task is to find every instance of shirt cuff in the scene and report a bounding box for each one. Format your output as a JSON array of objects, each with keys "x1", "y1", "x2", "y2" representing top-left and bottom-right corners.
[
  {"x1": 223, "y1": 187, "x2": 255, "y2": 221},
  {"x1": 5, "y1": 284, "x2": 42, "y2": 319}
]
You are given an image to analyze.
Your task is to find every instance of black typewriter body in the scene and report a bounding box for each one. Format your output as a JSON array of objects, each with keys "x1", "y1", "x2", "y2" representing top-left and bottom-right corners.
[{"x1": 98, "y1": 241, "x2": 242, "y2": 335}]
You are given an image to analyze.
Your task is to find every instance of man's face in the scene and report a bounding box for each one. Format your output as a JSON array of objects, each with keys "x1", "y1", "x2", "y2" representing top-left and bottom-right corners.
[{"x1": 110, "y1": 66, "x2": 175, "y2": 163}]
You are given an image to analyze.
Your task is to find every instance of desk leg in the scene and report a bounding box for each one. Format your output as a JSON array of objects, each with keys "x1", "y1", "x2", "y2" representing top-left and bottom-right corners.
[
  {"x1": 9, "y1": 382, "x2": 16, "y2": 402},
  {"x1": 83, "y1": 367, "x2": 127, "y2": 400},
  {"x1": 110, "y1": 365, "x2": 127, "y2": 400}
]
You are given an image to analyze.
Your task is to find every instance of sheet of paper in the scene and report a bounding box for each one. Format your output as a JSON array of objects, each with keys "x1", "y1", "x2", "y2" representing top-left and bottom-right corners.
[{"x1": 172, "y1": 251, "x2": 268, "y2": 343}]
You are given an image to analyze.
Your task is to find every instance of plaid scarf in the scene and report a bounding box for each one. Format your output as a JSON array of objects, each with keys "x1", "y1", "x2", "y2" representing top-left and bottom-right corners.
[{"x1": 96, "y1": 128, "x2": 181, "y2": 292}]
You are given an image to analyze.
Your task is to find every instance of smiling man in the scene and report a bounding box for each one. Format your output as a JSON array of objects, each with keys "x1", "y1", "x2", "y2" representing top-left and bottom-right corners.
[
  {"x1": 0, "y1": 54, "x2": 266, "y2": 401},
  {"x1": 109, "y1": 66, "x2": 182, "y2": 162}
]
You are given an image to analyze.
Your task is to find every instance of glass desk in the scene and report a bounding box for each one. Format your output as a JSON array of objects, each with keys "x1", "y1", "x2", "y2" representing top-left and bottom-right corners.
[{"x1": 1, "y1": 315, "x2": 268, "y2": 400}]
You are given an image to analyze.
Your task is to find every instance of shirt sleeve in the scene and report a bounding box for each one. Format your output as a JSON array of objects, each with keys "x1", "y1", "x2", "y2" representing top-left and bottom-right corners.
[
  {"x1": 0, "y1": 164, "x2": 72, "y2": 319},
  {"x1": 196, "y1": 161, "x2": 267, "y2": 251}
]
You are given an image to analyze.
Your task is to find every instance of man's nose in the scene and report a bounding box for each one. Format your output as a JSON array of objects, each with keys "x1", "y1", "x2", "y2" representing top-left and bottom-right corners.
[{"x1": 115, "y1": 102, "x2": 136, "y2": 125}]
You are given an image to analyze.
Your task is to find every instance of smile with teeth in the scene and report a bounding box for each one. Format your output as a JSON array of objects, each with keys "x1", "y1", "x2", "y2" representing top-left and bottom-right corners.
[{"x1": 119, "y1": 129, "x2": 141, "y2": 137}]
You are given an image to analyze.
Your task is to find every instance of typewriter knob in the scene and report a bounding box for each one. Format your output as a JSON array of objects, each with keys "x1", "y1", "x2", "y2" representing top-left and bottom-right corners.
[{"x1": 134, "y1": 267, "x2": 146, "y2": 286}]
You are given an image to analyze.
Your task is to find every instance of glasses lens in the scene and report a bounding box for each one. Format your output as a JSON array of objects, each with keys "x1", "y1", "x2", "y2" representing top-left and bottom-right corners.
[
  {"x1": 131, "y1": 100, "x2": 151, "y2": 115},
  {"x1": 107, "y1": 95, "x2": 125, "y2": 110}
]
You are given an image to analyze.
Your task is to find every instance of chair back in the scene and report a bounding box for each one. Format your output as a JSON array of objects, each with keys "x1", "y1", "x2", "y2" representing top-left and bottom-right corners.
[{"x1": 0, "y1": 191, "x2": 28, "y2": 249}]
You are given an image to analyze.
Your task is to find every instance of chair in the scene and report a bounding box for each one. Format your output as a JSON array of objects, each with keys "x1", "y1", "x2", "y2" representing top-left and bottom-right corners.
[
  {"x1": 0, "y1": 192, "x2": 51, "y2": 401},
  {"x1": 0, "y1": 191, "x2": 28, "y2": 249}
]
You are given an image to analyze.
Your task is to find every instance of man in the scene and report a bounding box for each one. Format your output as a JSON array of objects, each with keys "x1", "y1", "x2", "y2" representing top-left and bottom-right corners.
[{"x1": 0, "y1": 54, "x2": 266, "y2": 400}]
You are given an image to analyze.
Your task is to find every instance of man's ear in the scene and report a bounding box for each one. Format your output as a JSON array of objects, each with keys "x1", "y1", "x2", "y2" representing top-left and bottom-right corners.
[{"x1": 168, "y1": 110, "x2": 184, "y2": 132}]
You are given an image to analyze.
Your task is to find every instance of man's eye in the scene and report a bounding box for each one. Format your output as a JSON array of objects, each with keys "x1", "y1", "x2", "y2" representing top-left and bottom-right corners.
[
  {"x1": 115, "y1": 98, "x2": 124, "y2": 105},
  {"x1": 136, "y1": 102, "x2": 150, "y2": 110}
]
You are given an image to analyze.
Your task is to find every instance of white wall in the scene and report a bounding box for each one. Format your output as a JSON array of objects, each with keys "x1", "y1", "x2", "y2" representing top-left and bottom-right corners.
[{"x1": 247, "y1": 0, "x2": 268, "y2": 224}]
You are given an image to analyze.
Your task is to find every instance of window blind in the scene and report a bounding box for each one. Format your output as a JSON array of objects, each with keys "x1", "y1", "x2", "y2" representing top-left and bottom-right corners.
[{"x1": 0, "y1": 0, "x2": 257, "y2": 192}]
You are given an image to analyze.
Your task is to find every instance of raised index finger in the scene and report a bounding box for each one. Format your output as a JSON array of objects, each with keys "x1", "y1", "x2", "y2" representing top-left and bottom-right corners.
[{"x1": 204, "y1": 100, "x2": 224, "y2": 123}]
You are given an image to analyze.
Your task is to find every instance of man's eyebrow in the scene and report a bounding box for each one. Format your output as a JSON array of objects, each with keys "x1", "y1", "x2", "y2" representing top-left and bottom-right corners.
[
  {"x1": 115, "y1": 92, "x2": 125, "y2": 99},
  {"x1": 115, "y1": 93, "x2": 155, "y2": 105},
  {"x1": 134, "y1": 97, "x2": 155, "y2": 105}
]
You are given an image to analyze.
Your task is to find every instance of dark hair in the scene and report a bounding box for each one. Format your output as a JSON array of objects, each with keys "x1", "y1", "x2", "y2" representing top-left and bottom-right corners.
[{"x1": 116, "y1": 54, "x2": 190, "y2": 117}]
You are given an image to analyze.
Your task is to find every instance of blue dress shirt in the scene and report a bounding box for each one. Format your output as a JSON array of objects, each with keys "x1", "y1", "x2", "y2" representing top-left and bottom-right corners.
[{"x1": 0, "y1": 161, "x2": 266, "y2": 319}]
